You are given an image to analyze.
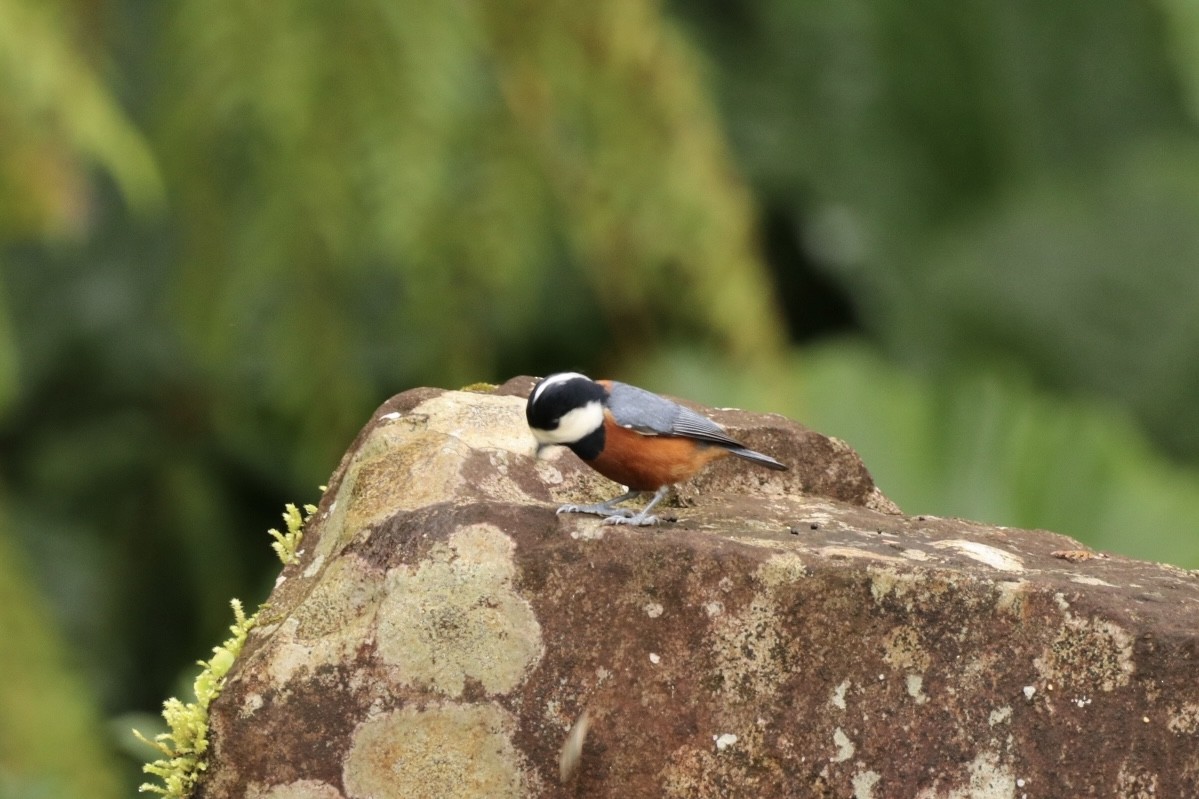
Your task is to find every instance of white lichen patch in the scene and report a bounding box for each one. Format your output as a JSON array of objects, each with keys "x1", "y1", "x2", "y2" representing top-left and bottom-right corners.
[
  {"x1": 410, "y1": 392, "x2": 534, "y2": 456},
  {"x1": 714, "y1": 733, "x2": 738, "y2": 751},
  {"x1": 853, "y1": 770, "x2": 882, "y2": 799},
  {"x1": 265, "y1": 629, "x2": 318, "y2": 686},
  {"x1": 994, "y1": 580, "x2": 1028, "y2": 618},
  {"x1": 474, "y1": 450, "x2": 530, "y2": 501},
  {"x1": 569, "y1": 524, "x2": 607, "y2": 541},
  {"x1": 988, "y1": 706, "x2": 1012, "y2": 727},
  {"x1": 1116, "y1": 766, "x2": 1159, "y2": 798},
  {"x1": 320, "y1": 392, "x2": 538, "y2": 556},
  {"x1": 301, "y1": 550, "x2": 326, "y2": 579},
  {"x1": 906, "y1": 674, "x2": 929, "y2": 704},
  {"x1": 867, "y1": 566, "x2": 928, "y2": 609},
  {"x1": 533, "y1": 459, "x2": 565, "y2": 485},
  {"x1": 1069, "y1": 575, "x2": 1116, "y2": 587},
  {"x1": 342, "y1": 703, "x2": 531, "y2": 799},
  {"x1": 343, "y1": 432, "x2": 473, "y2": 540},
  {"x1": 711, "y1": 595, "x2": 786, "y2": 700},
  {"x1": 728, "y1": 535, "x2": 798, "y2": 552},
  {"x1": 262, "y1": 556, "x2": 386, "y2": 686},
  {"x1": 293, "y1": 555, "x2": 384, "y2": 641},
  {"x1": 1168, "y1": 702, "x2": 1199, "y2": 734},
  {"x1": 756, "y1": 552, "x2": 808, "y2": 587},
  {"x1": 820, "y1": 546, "x2": 910, "y2": 565},
  {"x1": 957, "y1": 652, "x2": 1002, "y2": 691},
  {"x1": 803, "y1": 510, "x2": 837, "y2": 527},
  {"x1": 1034, "y1": 613, "x2": 1134, "y2": 693},
  {"x1": 915, "y1": 751, "x2": 1016, "y2": 799},
  {"x1": 660, "y1": 733, "x2": 766, "y2": 798},
  {"x1": 931, "y1": 540, "x2": 1024, "y2": 573},
  {"x1": 240, "y1": 693, "x2": 264, "y2": 719},
  {"x1": 248, "y1": 779, "x2": 345, "y2": 799},
  {"x1": 831, "y1": 679, "x2": 851, "y2": 710},
  {"x1": 486, "y1": 449, "x2": 511, "y2": 476},
  {"x1": 376, "y1": 524, "x2": 543, "y2": 698},
  {"x1": 831, "y1": 728, "x2": 855, "y2": 762},
  {"x1": 884, "y1": 624, "x2": 931, "y2": 672},
  {"x1": 868, "y1": 565, "x2": 901, "y2": 605}
]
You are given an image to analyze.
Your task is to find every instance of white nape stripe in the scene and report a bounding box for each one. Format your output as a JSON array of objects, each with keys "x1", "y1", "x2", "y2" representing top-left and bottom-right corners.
[
  {"x1": 532, "y1": 400, "x2": 604, "y2": 445},
  {"x1": 532, "y1": 372, "x2": 591, "y2": 405}
]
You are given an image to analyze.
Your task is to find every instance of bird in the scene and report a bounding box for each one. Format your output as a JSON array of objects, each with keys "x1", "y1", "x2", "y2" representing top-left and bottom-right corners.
[{"x1": 525, "y1": 372, "x2": 788, "y2": 526}]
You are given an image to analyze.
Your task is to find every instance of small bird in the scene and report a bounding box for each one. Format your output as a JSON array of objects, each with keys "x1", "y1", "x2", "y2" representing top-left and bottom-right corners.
[{"x1": 526, "y1": 372, "x2": 788, "y2": 526}]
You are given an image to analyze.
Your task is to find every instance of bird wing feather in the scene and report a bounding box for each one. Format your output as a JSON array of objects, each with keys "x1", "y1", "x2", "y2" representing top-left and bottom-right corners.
[{"x1": 606, "y1": 382, "x2": 745, "y2": 448}]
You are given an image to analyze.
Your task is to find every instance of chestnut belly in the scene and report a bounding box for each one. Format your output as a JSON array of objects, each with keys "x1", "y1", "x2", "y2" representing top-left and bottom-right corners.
[{"x1": 587, "y1": 424, "x2": 730, "y2": 491}]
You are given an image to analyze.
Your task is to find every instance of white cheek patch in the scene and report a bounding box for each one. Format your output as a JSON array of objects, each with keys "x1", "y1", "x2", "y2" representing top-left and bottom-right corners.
[{"x1": 534, "y1": 400, "x2": 603, "y2": 444}]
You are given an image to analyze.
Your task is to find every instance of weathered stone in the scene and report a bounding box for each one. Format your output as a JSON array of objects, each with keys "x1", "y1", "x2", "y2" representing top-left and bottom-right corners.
[{"x1": 198, "y1": 377, "x2": 1199, "y2": 799}]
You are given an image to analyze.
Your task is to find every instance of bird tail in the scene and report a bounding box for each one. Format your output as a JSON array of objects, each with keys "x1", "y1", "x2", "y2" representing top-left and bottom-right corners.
[{"x1": 728, "y1": 447, "x2": 788, "y2": 471}]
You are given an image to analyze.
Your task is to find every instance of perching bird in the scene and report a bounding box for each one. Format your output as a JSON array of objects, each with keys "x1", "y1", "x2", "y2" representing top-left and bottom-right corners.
[{"x1": 526, "y1": 372, "x2": 788, "y2": 526}]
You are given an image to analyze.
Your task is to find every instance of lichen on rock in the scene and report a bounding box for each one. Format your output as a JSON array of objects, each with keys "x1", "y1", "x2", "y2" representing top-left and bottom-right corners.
[
  {"x1": 375, "y1": 523, "x2": 543, "y2": 698},
  {"x1": 342, "y1": 703, "x2": 534, "y2": 799}
]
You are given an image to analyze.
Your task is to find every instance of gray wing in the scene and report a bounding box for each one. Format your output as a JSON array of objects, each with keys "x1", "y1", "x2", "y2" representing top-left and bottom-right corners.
[{"x1": 606, "y1": 382, "x2": 746, "y2": 448}]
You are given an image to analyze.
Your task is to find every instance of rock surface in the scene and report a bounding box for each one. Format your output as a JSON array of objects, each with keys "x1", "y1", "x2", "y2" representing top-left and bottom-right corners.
[{"x1": 198, "y1": 377, "x2": 1199, "y2": 799}]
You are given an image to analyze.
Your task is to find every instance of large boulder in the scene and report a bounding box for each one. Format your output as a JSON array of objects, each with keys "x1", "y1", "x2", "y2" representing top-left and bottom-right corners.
[{"x1": 197, "y1": 377, "x2": 1199, "y2": 798}]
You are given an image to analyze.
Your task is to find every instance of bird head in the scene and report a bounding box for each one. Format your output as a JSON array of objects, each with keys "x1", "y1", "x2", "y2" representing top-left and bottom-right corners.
[{"x1": 526, "y1": 372, "x2": 608, "y2": 455}]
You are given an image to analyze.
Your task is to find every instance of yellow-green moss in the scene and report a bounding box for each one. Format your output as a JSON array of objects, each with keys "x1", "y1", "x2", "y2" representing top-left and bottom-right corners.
[
  {"x1": 134, "y1": 497, "x2": 318, "y2": 796},
  {"x1": 269, "y1": 503, "x2": 317, "y2": 565},
  {"x1": 133, "y1": 599, "x2": 255, "y2": 796}
]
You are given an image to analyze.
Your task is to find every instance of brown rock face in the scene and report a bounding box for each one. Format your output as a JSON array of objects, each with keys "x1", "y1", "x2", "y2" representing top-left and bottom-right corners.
[{"x1": 199, "y1": 377, "x2": 1199, "y2": 799}]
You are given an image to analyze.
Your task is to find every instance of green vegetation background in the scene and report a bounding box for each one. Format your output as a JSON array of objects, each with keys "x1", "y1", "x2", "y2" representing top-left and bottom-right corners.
[{"x1": 2, "y1": 0, "x2": 1198, "y2": 795}]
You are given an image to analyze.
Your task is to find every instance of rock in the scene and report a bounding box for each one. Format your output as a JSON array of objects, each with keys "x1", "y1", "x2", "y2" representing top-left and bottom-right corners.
[{"x1": 198, "y1": 377, "x2": 1199, "y2": 799}]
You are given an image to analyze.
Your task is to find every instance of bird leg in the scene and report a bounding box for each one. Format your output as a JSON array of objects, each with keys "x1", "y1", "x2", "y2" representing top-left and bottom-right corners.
[
  {"x1": 556, "y1": 490, "x2": 642, "y2": 519},
  {"x1": 602, "y1": 485, "x2": 670, "y2": 527}
]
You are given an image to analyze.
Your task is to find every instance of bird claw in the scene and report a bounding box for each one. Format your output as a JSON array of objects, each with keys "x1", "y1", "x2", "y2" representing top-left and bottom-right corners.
[{"x1": 603, "y1": 514, "x2": 660, "y2": 527}]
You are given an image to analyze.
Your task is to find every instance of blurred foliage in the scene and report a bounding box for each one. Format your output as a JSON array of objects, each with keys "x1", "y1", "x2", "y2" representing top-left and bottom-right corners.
[
  {"x1": 0, "y1": 0, "x2": 160, "y2": 238},
  {"x1": 1159, "y1": 0, "x2": 1199, "y2": 123},
  {"x1": 915, "y1": 140, "x2": 1199, "y2": 457},
  {"x1": 1, "y1": 0, "x2": 1199, "y2": 796},
  {"x1": 158, "y1": 0, "x2": 783, "y2": 482},
  {"x1": 0, "y1": 511, "x2": 122, "y2": 799},
  {"x1": 675, "y1": 0, "x2": 1199, "y2": 461}
]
